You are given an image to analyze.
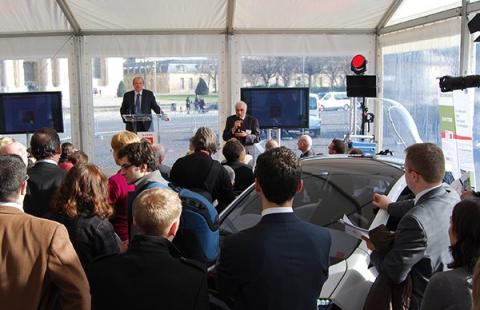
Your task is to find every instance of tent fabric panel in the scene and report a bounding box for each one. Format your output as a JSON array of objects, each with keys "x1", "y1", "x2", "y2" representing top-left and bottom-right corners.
[
  {"x1": 69, "y1": 0, "x2": 227, "y2": 31},
  {"x1": 84, "y1": 35, "x2": 224, "y2": 57},
  {"x1": 379, "y1": 18, "x2": 461, "y2": 52},
  {"x1": 386, "y1": 0, "x2": 461, "y2": 26},
  {"x1": 234, "y1": 34, "x2": 375, "y2": 61},
  {"x1": 0, "y1": 1, "x2": 71, "y2": 34},
  {"x1": 0, "y1": 36, "x2": 73, "y2": 59},
  {"x1": 234, "y1": 0, "x2": 394, "y2": 30}
]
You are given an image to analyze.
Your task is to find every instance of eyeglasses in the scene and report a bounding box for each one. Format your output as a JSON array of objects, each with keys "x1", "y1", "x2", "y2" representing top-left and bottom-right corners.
[{"x1": 120, "y1": 163, "x2": 134, "y2": 170}]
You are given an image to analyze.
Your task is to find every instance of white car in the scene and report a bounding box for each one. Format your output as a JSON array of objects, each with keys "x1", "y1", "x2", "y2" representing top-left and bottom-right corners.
[
  {"x1": 211, "y1": 155, "x2": 407, "y2": 309},
  {"x1": 319, "y1": 92, "x2": 351, "y2": 111}
]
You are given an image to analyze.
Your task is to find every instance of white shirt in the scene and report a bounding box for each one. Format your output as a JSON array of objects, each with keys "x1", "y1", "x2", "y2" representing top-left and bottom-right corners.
[
  {"x1": 261, "y1": 206, "x2": 294, "y2": 217},
  {"x1": 0, "y1": 202, "x2": 24, "y2": 212},
  {"x1": 414, "y1": 184, "x2": 443, "y2": 205},
  {"x1": 36, "y1": 159, "x2": 58, "y2": 165}
]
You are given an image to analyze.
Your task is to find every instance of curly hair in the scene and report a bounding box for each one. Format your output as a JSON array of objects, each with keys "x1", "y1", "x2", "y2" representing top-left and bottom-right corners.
[
  {"x1": 448, "y1": 198, "x2": 480, "y2": 272},
  {"x1": 190, "y1": 127, "x2": 218, "y2": 154},
  {"x1": 52, "y1": 163, "x2": 113, "y2": 219}
]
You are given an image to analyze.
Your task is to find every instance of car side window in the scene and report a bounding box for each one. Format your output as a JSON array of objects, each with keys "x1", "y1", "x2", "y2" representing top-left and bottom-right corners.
[{"x1": 219, "y1": 162, "x2": 401, "y2": 266}]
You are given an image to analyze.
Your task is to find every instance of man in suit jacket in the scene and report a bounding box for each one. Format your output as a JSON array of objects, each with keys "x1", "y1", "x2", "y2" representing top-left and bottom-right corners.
[
  {"x1": 222, "y1": 101, "x2": 260, "y2": 148},
  {"x1": 217, "y1": 147, "x2": 331, "y2": 310},
  {"x1": 120, "y1": 76, "x2": 167, "y2": 132},
  {"x1": 298, "y1": 134, "x2": 315, "y2": 158},
  {"x1": 88, "y1": 188, "x2": 208, "y2": 310},
  {"x1": 0, "y1": 154, "x2": 90, "y2": 310},
  {"x1": 24, "y1": 127, "x2": 66, "y2": 217},
  {"x1": 364, "y1": 143, "x2": 460, "y2": 310}
]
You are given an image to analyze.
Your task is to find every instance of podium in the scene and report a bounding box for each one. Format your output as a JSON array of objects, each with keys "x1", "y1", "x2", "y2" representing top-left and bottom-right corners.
[{"x1": 122, "y1": 113, "x2": 166, "y2": 143}]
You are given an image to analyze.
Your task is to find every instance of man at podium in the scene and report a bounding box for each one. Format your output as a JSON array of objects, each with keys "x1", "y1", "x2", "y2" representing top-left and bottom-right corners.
[{"x1": 120, "y1": 76, "x2": 168, "y2": 132}]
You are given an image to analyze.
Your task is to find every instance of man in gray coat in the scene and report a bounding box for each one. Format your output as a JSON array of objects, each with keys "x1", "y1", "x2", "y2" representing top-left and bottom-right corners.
[{"x1": 365, "y1": 143, "x2": 460, "y2": 310}]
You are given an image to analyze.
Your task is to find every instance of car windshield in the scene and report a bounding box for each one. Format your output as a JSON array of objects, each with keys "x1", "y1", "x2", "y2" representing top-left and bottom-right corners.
[{"x1": 220, "y1": 157, "x2": 403, "y2": 266}]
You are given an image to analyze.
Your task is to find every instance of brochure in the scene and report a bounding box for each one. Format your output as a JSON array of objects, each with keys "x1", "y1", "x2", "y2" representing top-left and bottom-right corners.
[{"x1": 338, "y1": 214, "x2": 369, "y2": 240}]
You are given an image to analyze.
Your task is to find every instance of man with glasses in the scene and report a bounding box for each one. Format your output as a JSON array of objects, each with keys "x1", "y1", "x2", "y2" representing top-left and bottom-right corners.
[
  {"x1": 117, "y1": 141, "x2": 169, "y2": 240},
  {"x1": 222, "y1": 101, "x2": 260, "y2": 153},
  {"x1": 0, "y1": 154, "x2": 90, "y2": 309},
  {"x1": 364, "y1": 143, "x2": 460, "y2": 310}
]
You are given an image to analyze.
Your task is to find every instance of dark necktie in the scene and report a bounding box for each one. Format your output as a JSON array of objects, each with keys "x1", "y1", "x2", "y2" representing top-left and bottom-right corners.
[{"x1": 135, "y1": 93, "x2": 141, "y2": 114}]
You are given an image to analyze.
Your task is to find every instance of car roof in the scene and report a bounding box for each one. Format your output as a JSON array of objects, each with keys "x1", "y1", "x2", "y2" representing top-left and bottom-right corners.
[{"x1": 300, "y1": 155, "x2": 403, "y2": 176}]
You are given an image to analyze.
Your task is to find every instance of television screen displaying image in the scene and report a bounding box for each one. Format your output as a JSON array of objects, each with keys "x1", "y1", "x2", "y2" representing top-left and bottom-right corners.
[
  {"x1": 0, "y1": 91, "x2": 64, "y2": 134},
  {"x1": 241, "y1": 87, "x2": 309, "y2": 129}
]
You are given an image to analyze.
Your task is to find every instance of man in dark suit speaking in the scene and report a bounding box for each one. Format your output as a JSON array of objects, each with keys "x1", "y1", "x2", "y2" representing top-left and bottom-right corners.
[
  {"x1": 222, "y1": 101, "x2": 260, "y2": 147},
  {"x1": 120, "y1": 76, "x2": 168, "y2": 132},
  {"x1": 217, "y1": 147, "x2": 331, "y2": 310}
]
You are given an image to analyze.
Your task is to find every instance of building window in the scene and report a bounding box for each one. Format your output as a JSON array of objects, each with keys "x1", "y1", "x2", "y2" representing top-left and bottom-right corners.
[
  {"x1": 189, "y1": 78, "x2": 193, "y2": 89},
  {"x1": 180, "y1": 78, "x2": 185, "y2": 89}
]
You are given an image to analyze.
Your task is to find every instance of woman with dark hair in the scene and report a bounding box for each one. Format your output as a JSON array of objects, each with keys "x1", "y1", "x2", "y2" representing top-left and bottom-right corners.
[
  {"x1": 222, "y1": 138, "x2": 254, "y2": 194},
  {"x1": 58, "y1": 142, "x2": 74, "y2": 171},
  {"x1": 421, "y1": 198, "x2": 480, "y2": 310},
  {"x1": 49, "y1": 164, "x2": 120, "y2": 270}
]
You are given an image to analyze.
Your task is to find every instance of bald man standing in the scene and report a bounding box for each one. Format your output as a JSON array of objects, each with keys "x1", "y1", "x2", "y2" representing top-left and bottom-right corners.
[{"x1": 297, "y1": 135, "x2": 315, "y2": 158}]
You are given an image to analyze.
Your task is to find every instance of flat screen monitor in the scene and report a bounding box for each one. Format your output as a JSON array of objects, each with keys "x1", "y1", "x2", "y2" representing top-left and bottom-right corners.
[
  {"x1": 241, "y1": 87, "x2": 309, "y2": 129},
  {"x1": 0, "y1": 91, "x2": 64, "y2": 134}
]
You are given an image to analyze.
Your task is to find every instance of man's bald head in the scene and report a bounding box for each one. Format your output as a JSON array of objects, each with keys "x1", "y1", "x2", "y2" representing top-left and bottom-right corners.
[{"x1": 0, "y1": 141, "x2": 28, "y2": 166}]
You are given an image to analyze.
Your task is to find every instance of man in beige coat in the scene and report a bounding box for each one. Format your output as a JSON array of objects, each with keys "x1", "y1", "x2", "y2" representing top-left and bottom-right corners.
[{"x1": 0, "y1": 153, "x2": 90, "y2": 309}]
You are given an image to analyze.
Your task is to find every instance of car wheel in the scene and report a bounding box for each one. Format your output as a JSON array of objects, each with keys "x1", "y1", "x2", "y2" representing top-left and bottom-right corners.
[{"x1": 344, "y1": 104, "x2": 350, "y2": 111}]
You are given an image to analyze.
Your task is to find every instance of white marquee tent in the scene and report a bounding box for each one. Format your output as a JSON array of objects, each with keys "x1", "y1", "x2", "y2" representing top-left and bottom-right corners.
[{"x1": 0, "y1": 0, "x2": 479, "y2": 177}]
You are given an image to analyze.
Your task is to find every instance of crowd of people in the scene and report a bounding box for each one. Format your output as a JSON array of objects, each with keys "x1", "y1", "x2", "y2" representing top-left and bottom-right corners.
[
  {"x1": 1, "y1": 83, "x2": 480, "y2": 309},
  {"x1": 2, "y1": 126, "x2": 480, "y2": 310}
]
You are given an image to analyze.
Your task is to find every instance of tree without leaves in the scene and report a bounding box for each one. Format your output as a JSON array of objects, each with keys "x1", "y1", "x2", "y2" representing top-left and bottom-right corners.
[
  {"x1": 196, "y1": 58, "x2": 218, "y2": 93},
  {"x1": 116, "y1": 80, "x2": 126, "y2": 97},
  {"x1": 276, "y1": 57, "x2": 302, "y2": 87}
]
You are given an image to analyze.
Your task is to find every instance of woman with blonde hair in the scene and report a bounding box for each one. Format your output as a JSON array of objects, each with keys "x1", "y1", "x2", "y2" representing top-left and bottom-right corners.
[
  {"x1": 50, "y1": 164, "x2": 120, "y2": 270},
  {"x1": 108, "y1": 131, "x2": 141, "y2": 242}
]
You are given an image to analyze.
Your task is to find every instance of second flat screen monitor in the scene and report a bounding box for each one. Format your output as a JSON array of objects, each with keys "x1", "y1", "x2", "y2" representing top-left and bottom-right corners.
[{"x1": 240, "y1": 87, "x2": 309, "y2": 129}]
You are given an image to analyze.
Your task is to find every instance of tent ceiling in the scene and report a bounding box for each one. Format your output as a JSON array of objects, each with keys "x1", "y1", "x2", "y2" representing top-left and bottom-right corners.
[{"x1": 0, "y1": 0, "x2": 398, "y2": 36}]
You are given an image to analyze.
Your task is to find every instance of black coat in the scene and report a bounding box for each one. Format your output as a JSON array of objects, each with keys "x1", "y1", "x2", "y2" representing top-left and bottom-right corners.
[
  {"x1": 120, "y1": 89, "x2": 163, "y2": 132},
  {"x1": 48, "y1": 212, "x2": 120, "y2": 271},
  {"x1": 24, "y1": 161, "x2": 66, "y2": 217},
  {"x1": 88, "y1": 235, "x2": 208, "y2": 310},
  {"x1": 222, "y1": 114, "x2": 260, "y2": 145},
  {"x1": 217, "y1": 212, "x2": 331, "y2": 310},
  {"x1": 170, "y1": 152, "x2": 235, "y2": 208}
]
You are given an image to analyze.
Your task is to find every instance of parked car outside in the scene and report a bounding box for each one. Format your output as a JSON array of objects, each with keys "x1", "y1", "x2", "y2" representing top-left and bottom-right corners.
[
  {"x1": 210, "y1": 155, "x2": 408, "y2": 310},
  {"x1": 319, "y1": 91, "x2": 351, "y2": 111}
]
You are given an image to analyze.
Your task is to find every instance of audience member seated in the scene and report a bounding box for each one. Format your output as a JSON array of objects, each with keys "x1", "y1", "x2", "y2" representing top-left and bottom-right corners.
[
  {"x1": 117, "y1": 141, "x2": 169, "y2": 240},
  {"x1": 217, "y1": 147, "x2": 331, "y2": 310},
  {"x1": 58, "y1": 142, "x2": 75, "y2": 171},
  {"x1": 170, "y1": 127, "x2": 235, "y2": 212},
  {"x1": 328, "y1": 138, "x2": 346, "y2": 154},
  {"x1": 264, "y1": 138, "x2": 279, "y2": 151},
  {"x1": 0, "y1": 141, "x2": 29, "y2": 166},
  {"x1": 88, "y1": 188, "x2": 208, "y2": 310},
  {"x1": 348, "y1": 147, "x2": 364, "y2": 156},
  {"x1": 0, "y1": 136, "x2": 15, "y2": 148},
  {"x1": 24, "y1": 127, "x2": 66, "y2": 217},
  {"x1": 49, "y1": 164, "x2": 120, "y2": 271},
  {"x1": 421, "y1": 198, "x2": 480, "y2": 310},
  {"x1": 68, "y1": 150, "x2": 89, "y2": 166},
  {"x1": 297, "y1": 134, "x2": 315, "y2": 158},
  {"x1": 108, "y1": 131, "x2": 141, "y2": 242},
  {"x1": 222, "y1": 138, "x2": 254, "y2": 194},
  {"x1": 151, "y1": 143, "x2": 172, "y2": 181},
  {"x1": 0, "y1": 155, "x2": 90, "y2": 309}
]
